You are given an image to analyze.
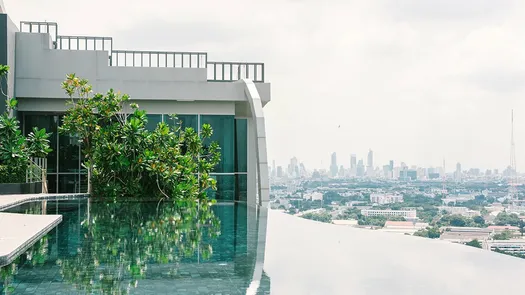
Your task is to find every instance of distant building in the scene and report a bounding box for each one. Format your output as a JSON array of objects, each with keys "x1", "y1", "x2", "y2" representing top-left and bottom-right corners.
[
  {"x1": 440, "y1": 227, "x2": 491, "y2": 244},
  {"x1": 381, "y1": 221, "x2": 429, "y2": 235},
  {"x1": 366, "y1": 149, "x2": 374, "y2": 177},
  {"x1": 370, "y1": 193, "x2": 404, "y2": 205},
  {"x1": 350, "y1": 154, "x2": 357, "y2": 177},
  {"x1": 485, "y1": 240, "x2": 525, "y2": 254},
  {"x1": 330, "y1": 152, "x2": 338, "y2": 177},
  {"x1": 277, "y1": 166, "x2": 283, "y2": 178},
  {"x1": 303, "y1": 192, "x2": 323, "y2": 201},
  {"x1": 357, "y1": 159, "x2": 365, "y2": 177},
  {"x1": 438, "y1": 206, "x2": 481, "y2": 218},
  {"x1": 361, "y1": 209, "x2": 417, "y2": 220}
]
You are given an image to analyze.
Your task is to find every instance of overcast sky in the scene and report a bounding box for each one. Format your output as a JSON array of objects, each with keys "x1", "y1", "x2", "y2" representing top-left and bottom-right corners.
[{"x1": 5, "y1": 0, "x2": 525, "y2": 172}]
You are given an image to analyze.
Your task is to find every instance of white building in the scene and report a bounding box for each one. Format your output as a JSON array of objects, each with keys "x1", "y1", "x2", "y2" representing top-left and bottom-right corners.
[
  {"x1": 361, "y1": 209, "x2": 417, "y2": 220},
  {"x1": 484, "y1": 240, "x2": 525, "y2": 255},
  {"x1": 438, "y1": 206, "x2": 481, "y2": 218},
  {"x1": 380, "y1": 221, "x2": 429, "y2": 235},
  {"x1": 370, "y1": 193, "x2": 403, "y2": 205},
  {"x1": 304, "y1": 192, "x2": 323, "y2": 201}
]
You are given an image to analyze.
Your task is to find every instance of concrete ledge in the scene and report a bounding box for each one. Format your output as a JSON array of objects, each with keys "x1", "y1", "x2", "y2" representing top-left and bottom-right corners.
[
  {"x1": 0, "y1": 182, "x2": 42, "y2": 195},
  {"x1": 0, "y1": 193, "x2": 89, "y2": 211},
  {"x1": 0, "y1": 213, "x2": 62, "y2": 267}
]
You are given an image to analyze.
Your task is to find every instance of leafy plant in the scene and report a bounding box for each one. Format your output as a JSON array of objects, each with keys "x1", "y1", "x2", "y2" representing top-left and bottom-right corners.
[
  {"x1": 59, "y1": 74, "x2": 220, "y2": 200},
  {"x1": 0, "y1": 65, "x2": 52, "y2": 183}
]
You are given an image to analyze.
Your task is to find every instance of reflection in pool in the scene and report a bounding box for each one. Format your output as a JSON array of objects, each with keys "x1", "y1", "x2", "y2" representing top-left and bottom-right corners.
[{"x1": 0, "y1": 199, "x2": 270, "y2": 294}]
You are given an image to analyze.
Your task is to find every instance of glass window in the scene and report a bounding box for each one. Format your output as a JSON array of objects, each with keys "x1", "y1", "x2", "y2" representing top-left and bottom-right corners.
[
  {"x1": 235, "y1": 174, "x2": 247, "y2": 202},
  {"x1": 58, "y1": 174, "x2": 82, "y2": 193},
  {"x1": 145, "y1": 114, "x2": 162, "y2": 131},
  {"x1": 58, "y1": 129, "x2": 81, "y2": 173},
  {"x1": 171, "y1": 114, "x2": 198, "y2": 132},
  {"x1": 46, "y1": 174, "x2": 57, "y2": 193},
  {"x1": 206, "y1": 174, "x2": 235, "y2": 201},
  {"x1": 200, "y1": 115, "x2": 235, "y2": 173},
  {"x1": 235, "y1": 119, "x2": 247, "y2": 173}
]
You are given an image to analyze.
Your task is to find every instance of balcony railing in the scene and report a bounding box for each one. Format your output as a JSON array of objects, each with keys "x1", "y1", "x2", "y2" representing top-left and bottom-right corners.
[
  {"x1": 207, "y1": 62, "x2": 265, "y2": 83},
  {"x1": 111, "y1": 50, "x2": 207, "y2": 68},
  {"x1": 56, "y1": 36, "x2": 112, "y2": 51},
  {"x1": 20, "y1": 21, "x2": 58, "y2": 42},
  {"x1": 18, "y1": 21, "x2": 266, "y2": 82}
]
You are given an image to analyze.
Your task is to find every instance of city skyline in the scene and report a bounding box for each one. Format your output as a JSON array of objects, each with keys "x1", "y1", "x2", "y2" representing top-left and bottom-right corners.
[{"x1": 273, "y1": 150, "x2": 516, "y2": 173}]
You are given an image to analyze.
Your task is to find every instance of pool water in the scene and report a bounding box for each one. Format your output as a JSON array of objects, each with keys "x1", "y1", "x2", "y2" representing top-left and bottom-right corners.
[{"x1": 0, "y1": 199, "x2": 270, "y2": 294}]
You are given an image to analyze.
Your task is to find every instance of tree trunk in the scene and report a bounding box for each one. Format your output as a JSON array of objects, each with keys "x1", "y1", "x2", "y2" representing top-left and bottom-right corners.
[{"x1": 87, "y1": 165, "x2": 92, "y2": 194}]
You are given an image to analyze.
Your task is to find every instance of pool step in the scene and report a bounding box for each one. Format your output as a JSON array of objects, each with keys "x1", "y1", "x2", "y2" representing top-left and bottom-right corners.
[{"x1": 0, "y1": 212, "x2": 62, "y2": 267}]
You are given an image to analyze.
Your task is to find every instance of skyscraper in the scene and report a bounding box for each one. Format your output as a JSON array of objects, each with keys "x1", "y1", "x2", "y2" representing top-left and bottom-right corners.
[
  {"x1": 366, "y1": 149, "x2": 374, "y2": 177},
  {"x1": 350, "y1": 154, "x2": 357, "y2": 177},
  {"x1": 455, "y1": 162, "x2": 462, "y2": 181},
  {"x1": 330, "y1": 152, "x2": 338, "y2": 177},
  {"x1": 367, "y1": 149, "x2": 374, "y2": 168},
  {"x1": 357, "y1": 159, "x2": 365, "y2": 177}
]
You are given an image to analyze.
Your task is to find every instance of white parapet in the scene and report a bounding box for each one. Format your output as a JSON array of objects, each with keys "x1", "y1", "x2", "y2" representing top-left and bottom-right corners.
[{"x1": 241, "y1": 79, "x2": 270, "y2": 208}]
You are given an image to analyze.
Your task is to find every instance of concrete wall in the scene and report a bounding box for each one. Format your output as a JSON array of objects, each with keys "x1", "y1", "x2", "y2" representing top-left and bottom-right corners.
[
  {"x1": 0, "y1": 14, "x2": 17, "y2": 113},
  {"x1": 18, "y1": 97, "x2": 238, "y2": 116},
  {"x1": 14, "y1": 33, "x2": 271, "y2": 105}
]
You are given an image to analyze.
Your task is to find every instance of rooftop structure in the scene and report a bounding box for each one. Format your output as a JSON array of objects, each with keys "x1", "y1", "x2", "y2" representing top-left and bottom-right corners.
[{"x1": 0, "y1": 13, "x2": 271, "y2": 207}]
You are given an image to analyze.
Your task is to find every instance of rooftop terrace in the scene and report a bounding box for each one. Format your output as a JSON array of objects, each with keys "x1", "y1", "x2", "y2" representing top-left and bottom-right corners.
[{"x1": 19, "y1": 21, "x2": 265, "y2": 83}]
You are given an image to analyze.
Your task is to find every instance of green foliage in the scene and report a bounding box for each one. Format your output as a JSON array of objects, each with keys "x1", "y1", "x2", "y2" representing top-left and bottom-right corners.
[
  {"x1": 492, "y1": 230, "x2": 513, "y2": 240},
  {"x1": 413, "y1": 227, "x2": 441, "y2": 239},
  {"x1": 358, "y1": 215, "x2": 387, "y2": 227},
  {"x1": 59, "y1": 74, "x2": 220, "y2": 200},
  {"x1": 437, "y1": 214, "x2": 483, "y2": 228},
  {"x1": 301, "y1": 211, "x2": 332, "y2": 223},
  {"x1": 493, "y1": 248, "x2": 525, "y2": 259},
  {"x1": 335, "y1": 207, "x2": 360, "y2": 220},
  {"x1": 473, "y1": 215, "x2": 485, "y2": 226},
  {"x1": 0, "y1": 66, "x2": 51, "y2": 183},
  {"x1": 323, "y1": 191, "x2": 343, "y2": 203},
  {"x1": 465, "y1": 239, "x2": 482, "y2": 248},
  {"x1": 494, "y1": 212, "x2": 520, "y2": 226}
]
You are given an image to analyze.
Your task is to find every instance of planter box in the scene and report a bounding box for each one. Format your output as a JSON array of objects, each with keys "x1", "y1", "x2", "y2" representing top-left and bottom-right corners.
[{"x1": 0, "y1": 182, "x2": 42, "y2": 195}]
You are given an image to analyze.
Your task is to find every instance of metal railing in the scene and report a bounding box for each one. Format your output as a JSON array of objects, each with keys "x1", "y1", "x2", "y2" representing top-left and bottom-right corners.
[
  {"x1": 111, "y1": 50, "x2": 207, "y2": 68},
  {"x1": 56, "y1": 36, "x2": 112, "y2": 51},
  {"x1": 27, "y1": 158, "x2": 48, "y2": 193},
  {"x1": 19, "y1": 21, "x2": 58, "y2": 43},
  {"x1": 207, "y1": 62, "x2": 265, "y2": 83},
  {"x1": 18, "y1": 21, "x2": 266, "y2": 82}
]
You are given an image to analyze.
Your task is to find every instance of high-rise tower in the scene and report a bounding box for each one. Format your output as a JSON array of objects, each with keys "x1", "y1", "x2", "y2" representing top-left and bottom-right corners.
[{"x1": 509, "y1": 110, "x2": 518, "y2": 200}]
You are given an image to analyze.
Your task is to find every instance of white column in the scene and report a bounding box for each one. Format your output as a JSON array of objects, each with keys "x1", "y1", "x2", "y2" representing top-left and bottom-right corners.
[{"x1": 247, "y1": 117, "x2": 257, "y2": 206}]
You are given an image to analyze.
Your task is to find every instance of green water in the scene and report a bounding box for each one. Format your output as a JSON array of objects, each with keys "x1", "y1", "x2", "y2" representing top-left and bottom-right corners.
[{"x1": 0, "y1": 199, "x2": 269, "y2": 294}]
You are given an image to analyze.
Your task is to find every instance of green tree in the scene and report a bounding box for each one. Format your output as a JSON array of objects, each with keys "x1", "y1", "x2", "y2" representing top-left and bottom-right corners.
[
  {"x1": 473, "y1": 215, "x2": 485, "y2": 226},
  {"x1": 494, "y1": 212, "x2": 520, "y2": 226},
  {"x1": 413, "y1": 227, "x2": 440, "y2": 239},
  {"x1": 59, "y1": 74, "x2": 220, "y2": 200},
  {"x1": 465, "y1": 239, "x2": 482, "y2": 248},
  {"x1": 302, "y1": 212, "x2": 332, "y2": 223},
  {"x1": 519, "y1": 219, "x2": 525, "y2": 237},
  {"x1": 492, "y1": 230, "x2": 513, "y2": 240}
]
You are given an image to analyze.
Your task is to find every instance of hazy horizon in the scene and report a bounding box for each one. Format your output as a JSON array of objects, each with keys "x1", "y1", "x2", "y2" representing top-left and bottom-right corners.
[{"x1": 6, "y1": 0, "x2": 525, "y2": 172}]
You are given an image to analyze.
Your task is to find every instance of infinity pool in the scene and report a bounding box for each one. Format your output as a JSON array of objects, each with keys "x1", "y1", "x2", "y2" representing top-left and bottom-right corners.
[{"x1": 0, "y1": 199, "x2": 270, "y2": 294}]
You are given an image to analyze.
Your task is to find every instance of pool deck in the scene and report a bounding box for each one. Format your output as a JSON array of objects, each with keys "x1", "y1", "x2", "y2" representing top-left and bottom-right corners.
[
  {"x1": 0, "y1": 193, "x2": 88, "y2": 267},
  {"x1": 0, "y1": 212, "x2": 61, "y2": 267}
]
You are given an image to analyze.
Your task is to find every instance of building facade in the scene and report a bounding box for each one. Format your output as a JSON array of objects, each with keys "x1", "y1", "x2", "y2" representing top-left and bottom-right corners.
[
  {"x1": 360, "y1": 209, "x2": 417, "y2": 220},
  {"x1": 0, "y1": 15, "x2": 271, "y2": 206}
]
